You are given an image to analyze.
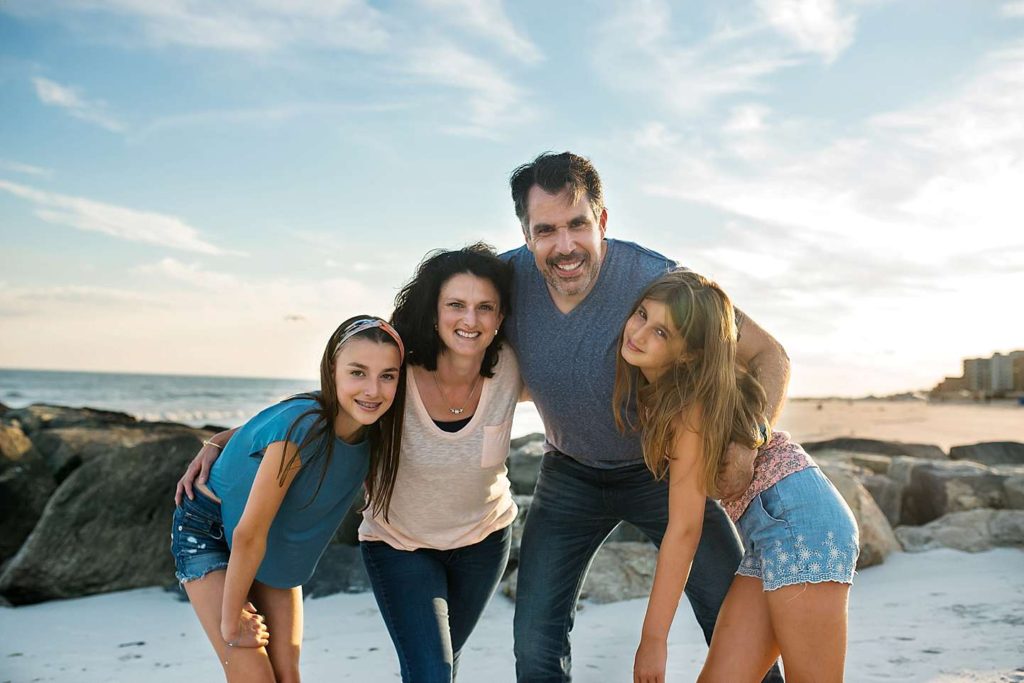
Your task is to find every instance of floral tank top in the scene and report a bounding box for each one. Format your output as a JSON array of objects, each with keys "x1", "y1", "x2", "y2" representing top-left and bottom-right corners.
[{"x1": 722, "y1": 430, "x2": 816, "y2": 522}]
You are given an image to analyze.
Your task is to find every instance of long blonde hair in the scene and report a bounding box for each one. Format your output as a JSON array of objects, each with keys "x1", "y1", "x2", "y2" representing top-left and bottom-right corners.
[{"x1": 613, "y1": 270, "x2": 768, "y2": 497}]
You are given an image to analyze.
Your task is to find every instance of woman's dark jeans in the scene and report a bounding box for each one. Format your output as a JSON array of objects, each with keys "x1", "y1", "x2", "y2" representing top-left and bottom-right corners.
[{"x1": 361, "y1": 525, "x2": 512, "y2": 682}]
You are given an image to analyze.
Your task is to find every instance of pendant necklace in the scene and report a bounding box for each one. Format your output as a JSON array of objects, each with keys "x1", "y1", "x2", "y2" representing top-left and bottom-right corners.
[{"x1": 431, "y1": 370, "x2": 481, "y2": 415}]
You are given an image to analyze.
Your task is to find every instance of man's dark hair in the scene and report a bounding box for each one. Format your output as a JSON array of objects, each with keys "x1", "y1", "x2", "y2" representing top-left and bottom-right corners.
[
  {"x1": 391, "y1": 242, "x2": 512, "y2": 377},
  {"x1": 509, "y1": 151, "x2": 605, "y2": 233}
]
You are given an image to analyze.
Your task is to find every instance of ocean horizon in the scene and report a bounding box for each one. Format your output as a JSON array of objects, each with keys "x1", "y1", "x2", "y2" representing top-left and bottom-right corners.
[{"x1": 0, "y1": 367, "x2": 546, "y2": 437}]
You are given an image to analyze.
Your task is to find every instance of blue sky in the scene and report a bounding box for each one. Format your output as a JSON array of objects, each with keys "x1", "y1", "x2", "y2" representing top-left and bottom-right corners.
[{"x1": 1, "y1": 0, "x2": 1022, "y2": 397}]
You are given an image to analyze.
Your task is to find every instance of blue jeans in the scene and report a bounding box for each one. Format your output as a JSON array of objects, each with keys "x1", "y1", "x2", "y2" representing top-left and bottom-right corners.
[
  {"x1": 513, "y1": 453, "x2": 784, "y2": 682},
  {"x1": 361, "y1": 525, "x2": 512, "y2": 682}
]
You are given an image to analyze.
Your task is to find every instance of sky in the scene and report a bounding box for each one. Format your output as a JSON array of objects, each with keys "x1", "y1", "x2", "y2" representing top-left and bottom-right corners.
[{"x1": 1, "y1": 0, "x2": 1022, "y2": 398}]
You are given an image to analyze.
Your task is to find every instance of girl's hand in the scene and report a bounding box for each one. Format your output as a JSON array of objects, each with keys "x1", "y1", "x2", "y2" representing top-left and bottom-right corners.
[
  {"x1": 633, "y1": 636, "x2": 667, "y2": 683},
  {"x1": 221, "y1": 601, "x2": 269, "y2": 648}
]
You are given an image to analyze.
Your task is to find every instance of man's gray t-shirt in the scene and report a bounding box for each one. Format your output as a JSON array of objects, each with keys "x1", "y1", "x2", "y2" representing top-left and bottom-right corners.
[{"x1": 502, "y1": 239, "x2": 677, "y2": 468}]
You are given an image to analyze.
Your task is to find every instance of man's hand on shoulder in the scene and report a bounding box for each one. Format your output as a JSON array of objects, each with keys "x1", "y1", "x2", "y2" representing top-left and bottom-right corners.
[{"x1": 716, "y1": 442, "x2": 756, "y2": 503}]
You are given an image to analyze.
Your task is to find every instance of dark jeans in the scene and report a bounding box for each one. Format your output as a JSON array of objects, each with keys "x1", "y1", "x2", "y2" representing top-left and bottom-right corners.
[
  {"x1": 361, "y1": 525, "x2": 512, "y2": 683},
  {"x1": 513, "y1": 452, "x2": 784, "y2": 682}
]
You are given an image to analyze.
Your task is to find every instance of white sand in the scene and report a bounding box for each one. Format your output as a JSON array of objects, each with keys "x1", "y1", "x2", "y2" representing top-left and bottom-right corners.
[{"x1": 2, "y1": 548, "x2": 1022, "y2": 682}]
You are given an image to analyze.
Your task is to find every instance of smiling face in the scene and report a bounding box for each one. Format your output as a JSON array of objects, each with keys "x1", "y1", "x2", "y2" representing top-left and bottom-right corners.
[
  {"x1": 523, "y1": 185, "x2": 607, "y2": 309},
  {"x1": 332, "y1": 338, "x2": 402, "y2": 440},
  {"x1": 620, "y1": 298, "x2": 687, "y2": 381},
  {"x1": 436, "y1": 272, "x2": 504, "y2": 361}
]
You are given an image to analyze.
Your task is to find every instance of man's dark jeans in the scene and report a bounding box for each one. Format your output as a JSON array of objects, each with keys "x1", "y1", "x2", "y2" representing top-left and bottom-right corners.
[{"x1": 513, "y1": 452, "x2": 784, "y2": 682}]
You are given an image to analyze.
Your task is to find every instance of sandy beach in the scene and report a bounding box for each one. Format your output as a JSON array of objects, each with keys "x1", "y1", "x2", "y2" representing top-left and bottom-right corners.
[{"x1": 2, "y1": 400, "x2": 1023, "y2": 682}]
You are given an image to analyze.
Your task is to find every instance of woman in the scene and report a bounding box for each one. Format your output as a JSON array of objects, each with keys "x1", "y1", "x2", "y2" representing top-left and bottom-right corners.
[
  {"x1": 176, "y1": 244, "x2": 521, "y2": 682},
  {"x1": 358, "y1": 243, "x2": 521, "y2": 682},
  {"x1": 170, "y1": 316, "x2": 404, "y2": 683},
  {"x1": 614, "y1": 270, "x2": 859, "y2": 682}
]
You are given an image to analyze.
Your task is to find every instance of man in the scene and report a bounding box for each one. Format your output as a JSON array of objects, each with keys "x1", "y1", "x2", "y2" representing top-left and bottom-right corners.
[{"x1": 501, "y1": 151, "x2": 789, "y2": 682}]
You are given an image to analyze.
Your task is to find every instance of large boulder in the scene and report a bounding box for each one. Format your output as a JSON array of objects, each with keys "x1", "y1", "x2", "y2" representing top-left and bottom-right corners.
[
  {"x1": 803, "y1": 438, "x2": 946, "y2": 460},
  {"x1": 0, "y1": 424, "x2": 56, "y2": 563},
  {"x1": 818, "y1": 462, "x2": 900, "y2": 568},
  {"x1": 0, "y1": 431, "x2": 204, "y2": 604},
  {"x1": 1004, "y1": 476, "x2": 1024, "y2": 510},
  {"x1": 2, "y1": 404, "x2": 137, "y2": 435},
  {"x1": 502, "y1": 541, "x2": 658, "y2": 604},
  {"x1": 899, "y1": 460, "x2": 1008, "y2": 526},
  {"x1": 860, "y1": 472, "x2": 903, "y2": 527},
  {"x1": 507, "y1": 434, "x2": 545, "y2": 495},
  {"x1": 949, "y1": 442, "x2": 1024, "y2": 466},
  {"x1": 895, "y1": 509, "x2": 1024, "y2": 552},
  {"x1": 303, "y1": 544, "x2": 371, "y2": 598},
  {"x1": 32, "y1": 425, "x2": 188, "y2": 483}
]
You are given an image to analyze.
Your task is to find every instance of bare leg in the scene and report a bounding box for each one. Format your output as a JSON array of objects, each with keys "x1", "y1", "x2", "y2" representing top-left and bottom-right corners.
[
  {"x1": 767, "y1": 581, "x2": 850, "y2": 682},
  {"x1": 183, "y1": 570, "x2": 277, "y2": 682},
  {"x1": 250, "y1": 581, "x2": 304, "y2": 683},
  {"x1": 698, "y1": 576, "x2": 779, "y2": 683}
]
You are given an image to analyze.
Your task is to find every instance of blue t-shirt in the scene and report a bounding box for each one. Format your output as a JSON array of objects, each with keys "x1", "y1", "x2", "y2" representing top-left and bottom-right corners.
[
  {"x1": 208, "y1": 396, "x2": 370, "y2": 588},
  {"x1": 502, "y1": 239, "x2": 677, "y2": 468}
]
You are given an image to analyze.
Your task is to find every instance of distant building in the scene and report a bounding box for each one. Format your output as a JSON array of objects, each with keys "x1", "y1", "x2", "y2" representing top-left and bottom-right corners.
[{"x1": 932, "y1": 349, "x2": 1024, "y2": 397}]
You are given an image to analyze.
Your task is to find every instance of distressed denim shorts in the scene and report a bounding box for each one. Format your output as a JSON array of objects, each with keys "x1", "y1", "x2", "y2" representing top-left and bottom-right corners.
[
  {"x1": 736, "y1": 466, "x2": 860, "y2": 591},
  {"x1": 170, "y1": 489, "x2": 230, "y2": 584}
]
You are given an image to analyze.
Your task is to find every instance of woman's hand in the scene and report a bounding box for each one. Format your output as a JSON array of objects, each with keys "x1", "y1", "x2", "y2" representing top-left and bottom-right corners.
[
  {"x1": 221, "y1": 601, "x2": 269, "y2": 649},
  {"x1": 633, "y1": 636, "x2": 668, "y2": 683},
  {"x1": 175, "y1": 429, "x2": 236, "y2": 505}
]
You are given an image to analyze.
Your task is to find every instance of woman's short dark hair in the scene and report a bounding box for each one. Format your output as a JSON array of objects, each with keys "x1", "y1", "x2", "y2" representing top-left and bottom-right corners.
[{"x1": 391, "y1": 243, "x2": 512, "y2": 377}]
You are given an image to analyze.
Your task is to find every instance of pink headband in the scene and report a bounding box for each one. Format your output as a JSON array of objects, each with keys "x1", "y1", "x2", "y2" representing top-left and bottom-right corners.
[{"x1": 334, "y1": 318, "x2": 405, "y2": 363}]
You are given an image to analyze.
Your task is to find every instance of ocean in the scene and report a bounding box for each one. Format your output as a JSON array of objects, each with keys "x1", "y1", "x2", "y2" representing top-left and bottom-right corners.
[{"x1": 0, "y1": 368, "x2": 545, "y2": 437}]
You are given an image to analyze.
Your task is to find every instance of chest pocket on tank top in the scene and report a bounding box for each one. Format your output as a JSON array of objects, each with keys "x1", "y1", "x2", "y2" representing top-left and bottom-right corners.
[{"x1": 481, "y1": 420, "x2": 513, "y2": 468}]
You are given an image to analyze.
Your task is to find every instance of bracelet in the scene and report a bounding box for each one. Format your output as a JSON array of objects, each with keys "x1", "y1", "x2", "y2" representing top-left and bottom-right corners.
[{"x1": 202, "y1": 439, "x2": 223, "y2": 450}]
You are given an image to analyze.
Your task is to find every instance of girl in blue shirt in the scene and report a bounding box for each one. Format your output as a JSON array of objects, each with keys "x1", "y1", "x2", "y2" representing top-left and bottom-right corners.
[{"x1": 170, "y1": 316, "x2": 405, "y2": 682}]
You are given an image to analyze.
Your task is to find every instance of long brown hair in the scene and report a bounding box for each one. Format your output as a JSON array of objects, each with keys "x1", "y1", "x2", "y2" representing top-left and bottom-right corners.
[
  {"x1": 613, "y1": 271, "x2": 767, "y2": 497},
  {"x1": 278, "y1": 315, "x2": 405, "y2": 521}
]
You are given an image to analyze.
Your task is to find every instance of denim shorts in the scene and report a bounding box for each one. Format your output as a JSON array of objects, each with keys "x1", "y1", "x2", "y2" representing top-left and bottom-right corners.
[
  {"x1": 170, "y1": 489, "x2": 230, "y2": 584},
  {"x1": 736, "y1": 466, "x2": 859, "y2": 591}
]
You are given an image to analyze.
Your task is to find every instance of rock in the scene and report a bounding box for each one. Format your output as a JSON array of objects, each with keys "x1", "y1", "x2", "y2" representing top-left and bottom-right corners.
[
  {"x1": 507, "y1": 495, "x2": 532, "y2": 567},
  {"x1": 331, "y1": 497, "x2": 366, "y2": 545},
  {"x1": 0, "y1": 431, "x2": 205, "y2": 604},
  {"x1": 818, "y1": 463, "x2": 900, "y2": 568},
  {"x1": 508, "y1": 438, "x2": 545, "y2": 495},
  {"x1": 848, "y1": 454, "x2": 893, "y2": 475},
  {"x1": 303, "y1": 544, "x2": 371, "y2": 598},
  {"x1": 803, "y1": 438, "x2": 946, "y2": 460},
  {"x1": 32, "y1": 425, "x2": 189, "y2": 482},
  {"x1": 949, "y1": 442, "x2": 1024, "y2": 466},
  {"x1": 900, "y1": 460, "x2": 1007, "y2": 526},
  {"x1": 1004, "y1": 477, "x2": 1024, "y2": 510},
  {"x1": 502, "y1": 541, "x2": 658, "y2": 604},
  {"x1": 607, "y1": 521, "x2": 650, "y2": 544},
  {"x1": 510, "y1": 432, "x2": 545, "y2": 451},
  {"x1": 579, "y1": 542, "x2": 658, "y2": 604},
  {"x1": 895, "y1": 509, "x2": 1024, "y2": 552},
  {"x1": 861, "y1": 473, "x2": 902, "y2": 527},
  {"x1": 0, "y1": 423, "x2": 55, "y2": 562},
  {"x1": 3, "y1": 404, "x2": 137, "y2": 435}
]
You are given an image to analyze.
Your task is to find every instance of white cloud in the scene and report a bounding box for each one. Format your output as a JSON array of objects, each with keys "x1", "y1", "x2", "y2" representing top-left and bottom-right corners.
[
  {"x1": 756, "y1": 0, "x2": 856, "y2": 62},
  {"x1": 12, "y1": 0, "x2": 391, "y2": 53},
  {"x1": 0, "y1": 180, "x2": 230, "y2": 254},
  {"x1": 0, "y1": 159, "x2": 52, "y2": 177},
  {"x1": 404, "y1": 41, "x2": 536, "y2": 137},
  {"x1": 31, "y1": 77, "x2": 124, "y2": 132},
  {"x1": 1002, "y1": 2, "x2": 1024, "y2": 18},
  {"x1": 419, "y1": 0, "x2": 541, "y2": 63},
  {"x1": 594, "y1": 0, "x2": 859, "y2": 116}
]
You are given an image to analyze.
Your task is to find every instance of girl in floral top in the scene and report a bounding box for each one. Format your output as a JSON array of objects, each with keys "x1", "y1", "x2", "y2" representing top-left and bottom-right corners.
[{"x1": 614, "y1": 269, "x2": 859, "y2": 682}]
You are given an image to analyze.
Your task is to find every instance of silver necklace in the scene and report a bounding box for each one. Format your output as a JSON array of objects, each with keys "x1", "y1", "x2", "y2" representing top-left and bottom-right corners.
[{"x1": 431, "y1": 370, "x2": 481, "y2": 415}]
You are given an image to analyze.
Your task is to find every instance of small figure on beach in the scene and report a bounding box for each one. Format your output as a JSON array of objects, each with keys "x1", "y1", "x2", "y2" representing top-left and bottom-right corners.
[
  {"x1": 616, "y1": 270, "x2": 859, "y2": 682},
  {"x1": 170, "y1": 316, "x2": 404, "y2": 682}
]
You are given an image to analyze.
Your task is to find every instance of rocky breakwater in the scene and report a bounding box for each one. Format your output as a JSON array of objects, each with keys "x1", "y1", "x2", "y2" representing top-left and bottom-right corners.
[
  {"x1": 500, "y1": 434, "x2": 1024, "y2": 605},
  {"x1": 0, "y1": 402, "x2": 215, "y2": 604}
]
